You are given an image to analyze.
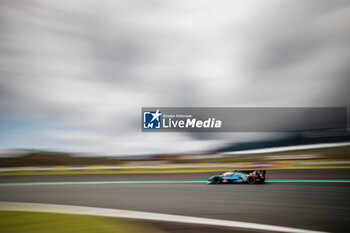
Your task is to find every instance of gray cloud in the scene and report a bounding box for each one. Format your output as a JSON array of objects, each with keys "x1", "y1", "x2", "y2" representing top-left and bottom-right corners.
[{"x1": 0, "y1": 0, "x2": 349, "y2": 155}]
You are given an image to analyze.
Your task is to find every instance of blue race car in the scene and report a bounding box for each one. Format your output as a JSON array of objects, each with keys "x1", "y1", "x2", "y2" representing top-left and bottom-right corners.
[{"x1": 208, "y1": 170, "x2": 266, "y2": 184}]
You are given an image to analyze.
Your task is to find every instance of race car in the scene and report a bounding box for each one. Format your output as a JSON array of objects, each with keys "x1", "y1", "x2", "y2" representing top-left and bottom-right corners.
[{"x1": 208, "y1": 170, "x2": 266, "y2": 184}]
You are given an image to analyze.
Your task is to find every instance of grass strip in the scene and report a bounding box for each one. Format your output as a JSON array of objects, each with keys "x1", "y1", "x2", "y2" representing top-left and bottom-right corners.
[{"x1": 0, "y1": 210, "x2": 165, "y2": 233}]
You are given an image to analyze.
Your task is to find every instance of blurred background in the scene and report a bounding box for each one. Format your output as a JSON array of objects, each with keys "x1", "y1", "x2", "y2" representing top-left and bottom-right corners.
[
  {"x1": 0, "y1": 0, "x2": 349, "y2": 158},
  {"x1": 1, "y1": 1, "x2": 350, "y2": 233}
]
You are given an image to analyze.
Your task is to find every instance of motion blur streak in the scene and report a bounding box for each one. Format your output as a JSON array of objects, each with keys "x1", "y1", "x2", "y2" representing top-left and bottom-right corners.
[
  {"x1": 0, "y1": 182, "x2": 348, "y2": 232},
  {"x1": 0, "y1": 201, "x2": 327, "y2": 233},
  {"x1": 1, "y1": 1, "x2": 350, "y2": 155},
  {"x1": 0, "y1": 179, "x2": 349, "y2": 186}
]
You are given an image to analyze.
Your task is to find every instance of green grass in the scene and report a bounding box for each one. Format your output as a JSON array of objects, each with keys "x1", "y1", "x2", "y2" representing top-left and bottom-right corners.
[{"x1": 0, "y1": 211, "x2": 164, "y2": 233}]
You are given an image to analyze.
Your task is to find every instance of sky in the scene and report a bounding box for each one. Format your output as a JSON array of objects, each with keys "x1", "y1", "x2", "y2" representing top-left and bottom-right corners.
[{"x1": 0, "y1": 0, "x2": 349, "y2": 156}]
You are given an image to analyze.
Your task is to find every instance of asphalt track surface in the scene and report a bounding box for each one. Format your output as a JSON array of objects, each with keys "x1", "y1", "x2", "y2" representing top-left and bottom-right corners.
[{"x1": 0, "y1": 169, "x2": 349, "y2": 233}]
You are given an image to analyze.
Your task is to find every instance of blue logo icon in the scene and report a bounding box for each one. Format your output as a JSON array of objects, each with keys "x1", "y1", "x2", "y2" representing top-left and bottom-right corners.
[{"x1": 143, "y1": 109, "x2": 162, "y2": 129}]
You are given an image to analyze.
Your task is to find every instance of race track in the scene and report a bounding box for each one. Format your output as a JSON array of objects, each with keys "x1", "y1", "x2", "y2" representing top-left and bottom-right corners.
[
  {"x1": 0, "y1": 169, "x2": 349, "y2": 233},
  {"x1": 0, "y1": 168, "x2": 349, "y2": 182}
]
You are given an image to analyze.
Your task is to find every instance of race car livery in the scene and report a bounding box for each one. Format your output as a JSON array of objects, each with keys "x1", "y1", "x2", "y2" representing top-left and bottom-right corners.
[{"x1": 208, "y1": 170, "x2": 266, "y2": 184}]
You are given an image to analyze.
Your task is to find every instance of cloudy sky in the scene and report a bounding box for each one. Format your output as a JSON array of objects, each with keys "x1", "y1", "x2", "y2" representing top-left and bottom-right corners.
[{"x1": 0, "y1": 0, "x2": 349, "y2": 155}]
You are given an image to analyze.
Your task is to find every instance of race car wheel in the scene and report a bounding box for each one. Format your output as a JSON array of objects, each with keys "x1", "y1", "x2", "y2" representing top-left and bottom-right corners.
[
  {"x1": 246, "y1": 176, "x2": 256, "y2": 184},
  {"x1": 212, "y1": 176, "x2": 221, "y2": 184},
  {"x1": 256, "y1": 177, "x2": 266, "y2": 184}
]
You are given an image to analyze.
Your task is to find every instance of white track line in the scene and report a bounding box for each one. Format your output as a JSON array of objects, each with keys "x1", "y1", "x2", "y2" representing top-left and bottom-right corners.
[
  {"x1": 0, "y1": 201, "x2": 327, "y2": 233},
  {"x1": 0, "y1": 181, "x2": 206, "y2": 186},
  {"x1": 0, "y1": 179, "x2": 349, "y2": 186}
]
